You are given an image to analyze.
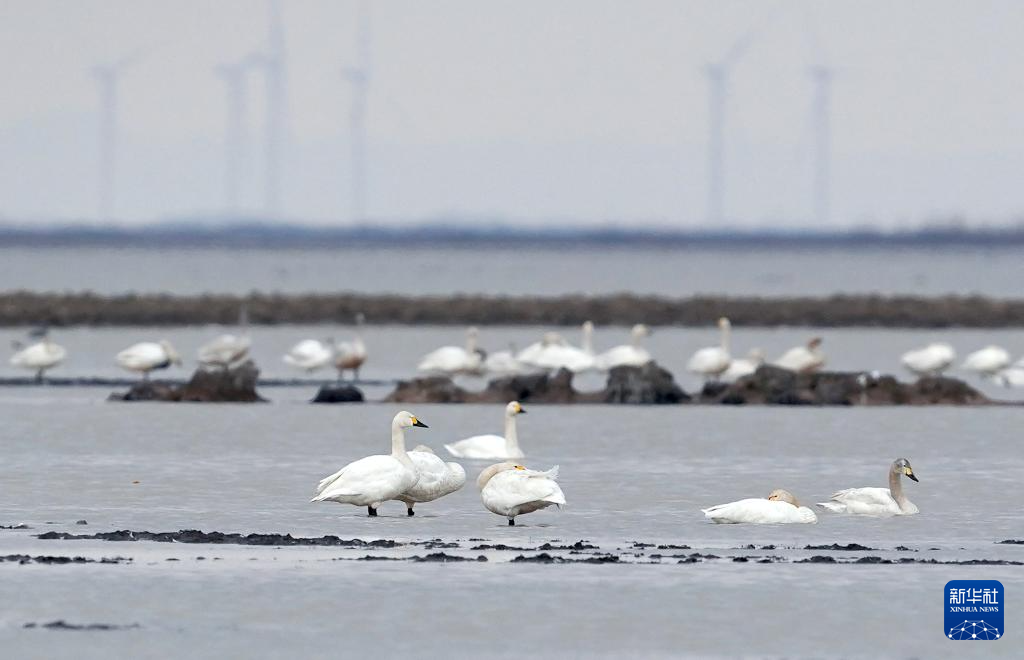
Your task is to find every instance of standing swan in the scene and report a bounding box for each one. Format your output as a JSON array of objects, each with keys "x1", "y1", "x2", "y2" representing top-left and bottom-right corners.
[
  {"x1": 115, "y1": 340, "x2": 182, "y2": 380},
  {"x1": 10, "y1": 333, "x2": 67, "y2": 382},
  {"x1": 961, "y1": 345, "x2": 1011, "y2": 379},
  {"x1": 418, "y1": 327, "x2": 484, "y2": 375},
  {"x1": 702, "y1": 489, "x2": 817, "y2": 524},
  {"x1": 334, "y1": 312, "x2": 368, "y2": 381},
  {"x1": 901, "y1": 342, "x2": 955, "y2": 377},
  {"x1": 774, "y1": 337, "x2": 825, "y2": 373},
  {"x1": 478, "y1": 462, "x2": 565, "y2": 526},
  {"x1": 818, "y1": 458, "x2": 920, "y2": 516},
  {"x1": 198, "y1": 306, "x2": 251, "y2": 369},
  {"x1": 594, "y1": 324, "x2": 652, "y2": 370},
  {"x1": 312, "y1": 411, "x2": 428, "y2": 517},
  {"x1": 687, "y1": 317, "x2": 732, "y2": 382},
  {"x1": 393, "y1": 445, "x2": 466, "y2": 516},
  {"x1": 444, "y1": 401, "x2": 527, "y2": 459}
]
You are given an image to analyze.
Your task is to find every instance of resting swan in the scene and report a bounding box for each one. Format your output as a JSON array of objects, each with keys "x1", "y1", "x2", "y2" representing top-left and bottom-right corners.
[
  {"x1": 116, "y1": 340, "x2": 182, "y2": 380},
  {"x1": 900, "y1": 342, "x2": 955, "y2": 377},
  {"x1": 418, "y1": 326, "x2": 484, "y2": 375},
  {"x1": 393, "y1": 445, "x2": 466, "y2": 516},
  {"x1": 283, "y1": 338, "x2": 334, "y2": 373},
  {"x1": 522, "y1": 322, "x2": 597, "y2": 373},
  {"x1": 594, "y1": 324, "x2": 652, "y2": 370},
  {"x1": 445, "y1": 401, "x2": 526, "y2": 459},
  {"x1": 962, "y1": 345, "x2": 1011, "y2": 378},
  {"x1": 702, "y1": 489, "x2": 817, "y2": 524},
  {"x1": 478, "y1": 462, "x2": 565, "y2": 525},
  {"x1": 198, "y1": 306, "x2": 251, "y2": 369},
  {"x1": 10, "y1": 334, "x2": 67, "y2": 382},
  {"x1": 818, "y1": 458, "x2": 919, "y2": 516},
  {"x1": 312, "y1": 410, "x2": 427, "y2": 517},
  {"x1": 720, "y1": 348, "x2": 764, "y2": 383},
  {"x1": 687, "y1": 317, "x2": 732, "y2": 382},
  {"x1": 774, "y1": 337, "x2": 825, "y2": 373}
]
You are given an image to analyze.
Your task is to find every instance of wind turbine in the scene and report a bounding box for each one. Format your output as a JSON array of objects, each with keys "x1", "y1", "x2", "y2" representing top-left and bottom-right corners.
[
  {"x1": 92, "y1": 50, "x2": 143, "y2": 221},
  {"x1": 808, "y1": 66, "x2": 833, "y2": 226},
  {"x1": 260, "y1": 0, "x2": 287, "y2": 219},
  {"x1": 344, "y1": 0, "x2": 372, "y2": 223}
]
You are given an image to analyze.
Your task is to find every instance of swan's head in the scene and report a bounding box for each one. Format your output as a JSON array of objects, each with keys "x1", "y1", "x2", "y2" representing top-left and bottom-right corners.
[
  {"x1": 717, "y1": 317, "x2": 731, "y2": 330},
  {"x1": 767, "y1": 489, "x2": 800, "y2": 506},
  {"x1": 807, "y1": 337, "x2": 823, "y2": 349},
  {"x1": 476, "y1": 461, "x2": 522, "y2": 489},
  {"x1": 631, "y1": 324, "x2": 651, "y2": 338},
  {"x1": 892, "y1": 457, "x2": 918, "y2": 482},
  {"x1": 466, "y1": 326, "x2": 479, "y2": 338},
  {"x1": 394, "y1": 411, "x2": 429, "y2": 429},
  {"x1": 159, "y1": 340, "x2": 183, "y2": 366},
  {"x1": 505, "y1": 401, "x2": 526, "y2": 417},
  {"x1": 583, "y1": 320, "x2": 594, "y2": 332}
]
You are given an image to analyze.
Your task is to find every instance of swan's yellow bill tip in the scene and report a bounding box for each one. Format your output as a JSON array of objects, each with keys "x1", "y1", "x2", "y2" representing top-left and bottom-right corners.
[{"x1": 514, "y1": 465, "x2": 526, "y2": 470}]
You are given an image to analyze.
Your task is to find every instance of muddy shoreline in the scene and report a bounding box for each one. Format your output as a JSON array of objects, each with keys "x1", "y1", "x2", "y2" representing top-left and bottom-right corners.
[{"x1": 4, "y1": 291, "x2": 1024, "y2": 327}]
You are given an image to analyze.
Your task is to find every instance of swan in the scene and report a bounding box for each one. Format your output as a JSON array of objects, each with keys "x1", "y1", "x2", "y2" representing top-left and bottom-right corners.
[
  {"x1": 393, "y1": 445, "x2": 466, "y2": 516},
  {"x1": 312, "y1": 410, "x2": 427, "y2": 517},
  {"x1": 773, "y1": 337, "x2": 825, "y2": 373},
  {"x1": 417, "y1": 326, "x2": 484, "y2": 375},
  {"x1": 817, "y1": 458, "x2": 919, "y2": 516},
  {"x1": 334, "y1": 312, "x2": 368, "y2": 380},
  {"x1": 962, "y1": 345, "x2": 1011, "y2": 378},
  {"x1": 994, "y1": 366, "x2": 1024, "y2": 388},
  {"x1": 901, "y1": 342, "x2": 955, "y2": 377},
  {"x1": 198, "y1": 306, "x2": 251, "y2": 369},
  {"x1": 283, "y1": 338, "x2": 334, "y2": 373},
  {"x1": 523, "y1": 322, "x2": 598, "y2": 373},
  {"x1": 10, "y1": 334, "x2": 67, "y2": 382},
  {"x1": 687, "y1": 317, "x2": 732, "y2": 382},
  {"x1": 484, "y1": 344, "x2": 535, "y2": 376},
  {"x1": 478, "y1": 462, "x2": 565, "y2": 526},
  {"x1": 720, "y1": 348, "x2": 765, "y2": 383},
  {"x1": 702, "y1": 489, "x2": 817, "y2": 524},
  {"x1": 594, "y1": 324, "x2": 652, "y2": 370},
  {"x1": 445, "y1": 401, "x2": 526, "y2": 459},
  {"x1": 115, "y1": 340, "x2": 182, "y2": 380},
  {"x1": 515, "y1": 331, "x2": 567, "y2": 366}
]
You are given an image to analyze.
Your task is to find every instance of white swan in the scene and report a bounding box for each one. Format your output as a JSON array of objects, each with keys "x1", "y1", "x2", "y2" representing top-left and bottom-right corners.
[
  {"x1": 312, "y1": 410, "x2": 427, "y2": 517},
  {"x1": 900, "y1": 342, "x2": 955, "y2": 377},
  {"x1": 774, "y1": 337, "x2": 825, "y2": 373},
  {"x1": 720, "y1": 348, "x2": 764, "y2": 383},
  {"x1": 994, "y1": 366, "x2": 1024, "y2": 388},
  {"x1": 418, "y1": 326, "x2": 484, "y2": 375},
  {"x1": 334, "y1": 312, "x2": 368, "y2": 380},
  {"x1": 10, "y1": 334, "x2": 67, "y2": 382},
  {"x1": 115, "y1": 340, "x2": 182, "y2": 380},
  {"x1": 515, "y1": 331, "x2": 566, "y2": 366},
  {"x1": 478, "y1": 462, "x2": 565, "y2": 526},
  {"x1": 198, "y1": 306, "x2": 251, "y2": 369},
  {"x1": 818, "y1": 458, "x2": 919, "y2": 516},
  {"x1": 962, "y1": 345, "x2": 1011, "y2": 378},
  {"x1": 702, "y1": 489, "x2": 817, "y2": 524},
  {"x1": 594, "y1": 324, "x2": 652, "y2": 370},
  {"x1": 524, "y1": 321, "x2": 598, "y2": 373},
  {"x1": 687, "y1": 317, "x2": 732, "y2": 382},
  {"x1": 445, "y1": 401, "x2": 526, "y2": 459},
  {"x1": 484, "y1": 344, "x2": 535, "y2": 376},
  {"x1": 393, "y1": 445, "x2": 466, "y2": 516},
  {"x1": 283, "y1": 338, "x2": 334, "y2": 373}
]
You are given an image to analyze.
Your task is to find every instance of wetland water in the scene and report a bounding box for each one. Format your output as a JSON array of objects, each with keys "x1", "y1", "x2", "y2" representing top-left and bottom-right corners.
[{"x1": 1, "y1": 393, "x2": 1021, "y2": 658}]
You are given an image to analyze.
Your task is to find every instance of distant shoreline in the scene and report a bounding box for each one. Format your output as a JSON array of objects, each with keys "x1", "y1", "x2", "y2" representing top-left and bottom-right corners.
[{"x1": 3, "y1": 291, "x2": 1024, "y2": 328}]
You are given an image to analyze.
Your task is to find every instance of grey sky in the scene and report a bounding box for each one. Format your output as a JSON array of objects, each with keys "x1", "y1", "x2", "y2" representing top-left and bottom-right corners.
[{"x1": 1, "y1": 0, "x2": 1022, "y2": 228}]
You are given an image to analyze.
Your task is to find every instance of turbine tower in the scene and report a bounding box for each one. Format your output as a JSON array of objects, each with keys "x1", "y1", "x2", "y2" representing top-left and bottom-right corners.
[
  {"x1": 92, "y1": 51, "x2": 141, "y2": 221},
  {"x1": 262, "y1": 0, "x2": 287, "y2": 218},
  {"x1": 344, "y1": 0, "x2": 372, "y2": 223},
  {"x1": 809, "y1": 66, "x2": 832, "y2": 226},
  {"x1": 215, "y1": 59, "x2": 250, "y2": 213}
]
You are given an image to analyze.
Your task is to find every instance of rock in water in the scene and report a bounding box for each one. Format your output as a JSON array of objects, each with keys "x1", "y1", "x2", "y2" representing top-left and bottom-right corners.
[
  {"x1": 311, "y1": 384, "x2": 364, "y2": 403},
  {"x1": 107, "y1": 381, "x2": 182, "y2": 402},
  {"x1": 384, "y1": 376, "x2": 469, "y2": 403},
  {"x1": 604, "y1": 362, "x2": 690, "y2": 404},
  {"x1": 109, "y1": 360, "x2": 266, "y2": 403}
]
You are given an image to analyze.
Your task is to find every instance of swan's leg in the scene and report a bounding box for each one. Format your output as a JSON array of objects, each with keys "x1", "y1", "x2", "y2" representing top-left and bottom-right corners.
[
  {"x1": 367, "y1": 506, "x2": 377, "y2": 517},
  {"x1": 35, "y1": 368, "x2": 44, "y2": 384},
  {"x1": 407, "y1": 506, "x2": 415, "y2": 516},
  {"x1": 508, "y1": 518, "x2": 515, "y2": 526}
]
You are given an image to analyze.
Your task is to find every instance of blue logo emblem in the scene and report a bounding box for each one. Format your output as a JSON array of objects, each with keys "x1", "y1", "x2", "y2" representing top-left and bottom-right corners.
[{"x1": 945, "y1": 580, "x2": 1003, "y2": 640}]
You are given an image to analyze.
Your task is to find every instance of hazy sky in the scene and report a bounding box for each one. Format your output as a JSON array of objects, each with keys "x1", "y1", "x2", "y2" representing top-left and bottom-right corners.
[{"x1": 1, "y1": 0, "x2": 1023, "y2": 229}]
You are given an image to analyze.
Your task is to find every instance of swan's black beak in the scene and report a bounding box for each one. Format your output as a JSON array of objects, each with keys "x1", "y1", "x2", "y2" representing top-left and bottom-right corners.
[
  {"x1": 518, "y1": 407, "x2": 527, "y2": 414},
  {"x1": 413, "y1": 419, "x2": 429, "y2": 428},
  {"x1": 905, "y1": 469, "x2": 919, "y2": 482}
]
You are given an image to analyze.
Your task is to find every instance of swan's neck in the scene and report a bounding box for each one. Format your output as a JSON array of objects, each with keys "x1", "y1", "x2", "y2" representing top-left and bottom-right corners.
[
  {"x1": 466, "y1": 333, "x2": 478, "y2": 353},
  {"x1": 391, "y1": 424, "x2": 414, "y2": 469},
  {"x1": 504, "y1": 414, "x2": 520, "y2": 453},
  {"x1": 582, "y1": 325, "x2": 594, "y2": 354},
  {"x1": 631, "y1": 331, "x2": 643, "y2": 348},
  {"x1": 720, "y1": 324, "x2": 730, "y2": 352},
  {"x1": 889, "y1": 470, "x2": 909, "y2": 510}
]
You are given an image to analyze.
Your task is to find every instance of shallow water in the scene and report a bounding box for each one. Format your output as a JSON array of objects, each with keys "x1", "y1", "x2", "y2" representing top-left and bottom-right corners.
[
  {"x1": 4, "y1": 244, "x2": 1024, "y2": 296},
  {"x1": 1, "y1": 392, "x2": 1022, "y2": 658}
]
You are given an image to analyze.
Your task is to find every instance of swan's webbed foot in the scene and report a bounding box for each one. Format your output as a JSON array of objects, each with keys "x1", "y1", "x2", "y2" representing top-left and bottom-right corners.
[
  {"x1": 367, "y1": 506, "x2": 377, "y2": 517},
  {"x1": 508, "y1": 518, "x2": 515, "y2": 526},
  {"x1": 407, "y1": 507, "x2": 415, "y2": 516}
]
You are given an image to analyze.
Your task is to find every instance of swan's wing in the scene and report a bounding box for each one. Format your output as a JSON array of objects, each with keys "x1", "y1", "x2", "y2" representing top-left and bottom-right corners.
[
  {"x1": 418, "y1": 346, "x2": 466, "y2": 371},
  {"x1": 444, "y1": 434, "x2": 506, "y2": 458},
  {"x1": 312, "y1": 455, "x2": 409, "y2": 502},
  {"x1": 492, "y1": 469, "x2": 566, "y2": 506},
  {"x1": 116, "y1": 342, "x2": 165, "y2": 369},
  {"x1": 828, "y1": 487, "x2": 894, "y2": 507}
]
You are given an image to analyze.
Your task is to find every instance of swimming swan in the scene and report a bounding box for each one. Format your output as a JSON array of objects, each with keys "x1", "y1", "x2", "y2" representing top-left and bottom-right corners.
[
  {"x1": 900, "y1": 342, "x2": 955, "y2": 377},
  {"x1": 334, "y1": 312, "x2": 368, "y2": 380},
  {"x1": 393, "y1": 445, "x2": 466, "y2": 516},
  {"x1": 687, "y1": 317, "x2": 732, "y2": 382},
  {"x1": 774, "y1": 337, "x2": 825, "y2": 373},
  {"x1": 10, "y1": 334, "x2": 67, "y2": 382},
  {"x1": 702, "y1": 489, "x2": 817, "y2": 524},
  {"x1": 817, "y1": 458, "x2": 920, "y2": 516},
  {"x1": 444, "y1": 401, "x2": 527, "y2": 459},
  {"x1": 594, "y1": 324, "x2": 652, "y2": 370},
  {"x1": 478, "y1": 462, "x2": 565, "y2": 525},
  {"x1": 312, "y1": 411, "x2": 428, "y2": 517},
  {"x1": 116, "y1": 340, "x2": 182, "y2": 380},
  {"x1": 418, "y1": 326, "x2": 484, "y2": 375}
]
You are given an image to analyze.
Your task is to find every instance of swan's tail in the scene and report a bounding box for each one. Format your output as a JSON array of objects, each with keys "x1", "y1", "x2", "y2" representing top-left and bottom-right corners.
[{"x1": 816, "y1": 501, "x2": 846, "y2": 513}]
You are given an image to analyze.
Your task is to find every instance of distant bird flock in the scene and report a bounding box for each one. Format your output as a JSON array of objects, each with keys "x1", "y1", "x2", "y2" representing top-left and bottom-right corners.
[{"x1": 7, "y1": 316, "x2": 1024, "y2": 389}]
